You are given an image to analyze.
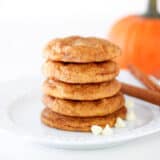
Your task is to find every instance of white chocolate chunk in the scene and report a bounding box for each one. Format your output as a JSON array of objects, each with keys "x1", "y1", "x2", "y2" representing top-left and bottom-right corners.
[
  {"x1": 102, "y1": 124, "x2": 113, "y2": 136},
  {"x1": 115, "y1": 117, "x2": 126, "y2": 128},
  {"x1": 91, "y1": 125, "x2": 103, "y2": 135},
  {"x1": 126, "y1": 110, "x2": 136, "y2": 121},
  {"x1": 125, "y1": 99, "x2": 134, "y2": 109}
]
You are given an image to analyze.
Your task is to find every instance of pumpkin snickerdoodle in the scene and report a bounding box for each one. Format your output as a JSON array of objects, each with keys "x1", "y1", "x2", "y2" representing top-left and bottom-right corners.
[
  {"x1": 42, "y1": 79, "x2": 121, "y2": 100},
  {"x1": 41, "y1": 107, "x2": 127, "y2": 132},
  {"x1": 43, "y1": 36, "x2": 121, "y2": 63},
  {"x1": 41, "y1": 35, "x2": 126, "y2": 132},
  {"x1": 43, "y1": 93, "x2": 125, "y2": 117},
  {"x1": 43, "y1": 60, "x2": 119, "y2": 84}
]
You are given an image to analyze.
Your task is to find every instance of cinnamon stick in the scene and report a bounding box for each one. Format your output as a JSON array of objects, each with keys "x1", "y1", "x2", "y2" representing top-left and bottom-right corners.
[
  {"x1": 121, "y1": 82, "x2": 160, "y2": 106},
  {"x1": 128, "y1": 64, "x2": 160, "y2": 92}
]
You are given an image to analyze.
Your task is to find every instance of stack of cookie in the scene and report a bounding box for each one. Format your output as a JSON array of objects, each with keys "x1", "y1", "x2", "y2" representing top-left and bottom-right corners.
[{"x1": 41, "y1": 36, "x2": 127, "y2": 132}]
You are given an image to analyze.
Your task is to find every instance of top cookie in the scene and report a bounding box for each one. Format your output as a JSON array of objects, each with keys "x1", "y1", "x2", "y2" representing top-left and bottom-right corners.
[{"x1": 43, "y1": 36, "x2": 121, "y2": 63}]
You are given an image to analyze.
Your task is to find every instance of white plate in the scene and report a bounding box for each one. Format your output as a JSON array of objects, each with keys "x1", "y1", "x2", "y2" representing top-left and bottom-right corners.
[{"x1": 0, "y1": 71, "x2": 160, "y2": 150}]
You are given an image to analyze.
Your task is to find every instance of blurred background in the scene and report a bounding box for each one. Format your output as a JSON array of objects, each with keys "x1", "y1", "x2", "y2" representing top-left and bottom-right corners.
[{"x1": 0, "y1": 0, "x2": 158, "y2": 81}]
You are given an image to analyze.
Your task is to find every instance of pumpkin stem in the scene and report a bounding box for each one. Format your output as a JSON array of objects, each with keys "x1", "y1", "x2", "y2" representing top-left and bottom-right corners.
[{"x1": 144, "y1": 0, "x2": 160, "y2": 18}]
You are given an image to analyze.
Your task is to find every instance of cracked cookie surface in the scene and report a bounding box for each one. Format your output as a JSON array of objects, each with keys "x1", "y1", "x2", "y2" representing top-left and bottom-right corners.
[{"x1": 43, "y1": 36, "x2": 121, "y2": 63}]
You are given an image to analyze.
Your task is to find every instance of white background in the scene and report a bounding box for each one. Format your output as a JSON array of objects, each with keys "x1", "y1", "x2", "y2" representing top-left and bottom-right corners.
[
  {"x1": 0, "y1": 0, "x2": 160, "y2": 159},
  {"x1": 0, "y1": 0, "x2": 151, "y2": 81}
]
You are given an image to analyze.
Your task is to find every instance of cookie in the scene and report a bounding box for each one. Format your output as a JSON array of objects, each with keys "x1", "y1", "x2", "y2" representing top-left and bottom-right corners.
[
  {"x1": 43, "y1": 79, "x2": 121, "y2": 100},
  {"x1": 43, "y1": 93, "x2": 125, "y2": 117},
  {"x1": 43, "y1": 61, "x2": 119, "y2": 83},
  {"x1": 41, "y1": 107, "x2": 127, "y2": 132},
  {"x1": 43, "y1": 36, "x2": 121, "y2": 63}
]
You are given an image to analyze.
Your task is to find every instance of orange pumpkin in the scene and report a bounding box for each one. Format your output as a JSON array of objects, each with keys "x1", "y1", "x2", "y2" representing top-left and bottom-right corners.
[{"x1": 108, "y1": 0, "x2": 160, "y2": 78}]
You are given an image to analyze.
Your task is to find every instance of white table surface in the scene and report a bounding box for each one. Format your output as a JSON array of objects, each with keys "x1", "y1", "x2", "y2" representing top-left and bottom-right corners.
[
  {"x1": 0, "y1": 132, "x2": 160, "y2": 159},
  {"x1": 0, "y1": 0, "x2": 160, "y2": 159}
]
